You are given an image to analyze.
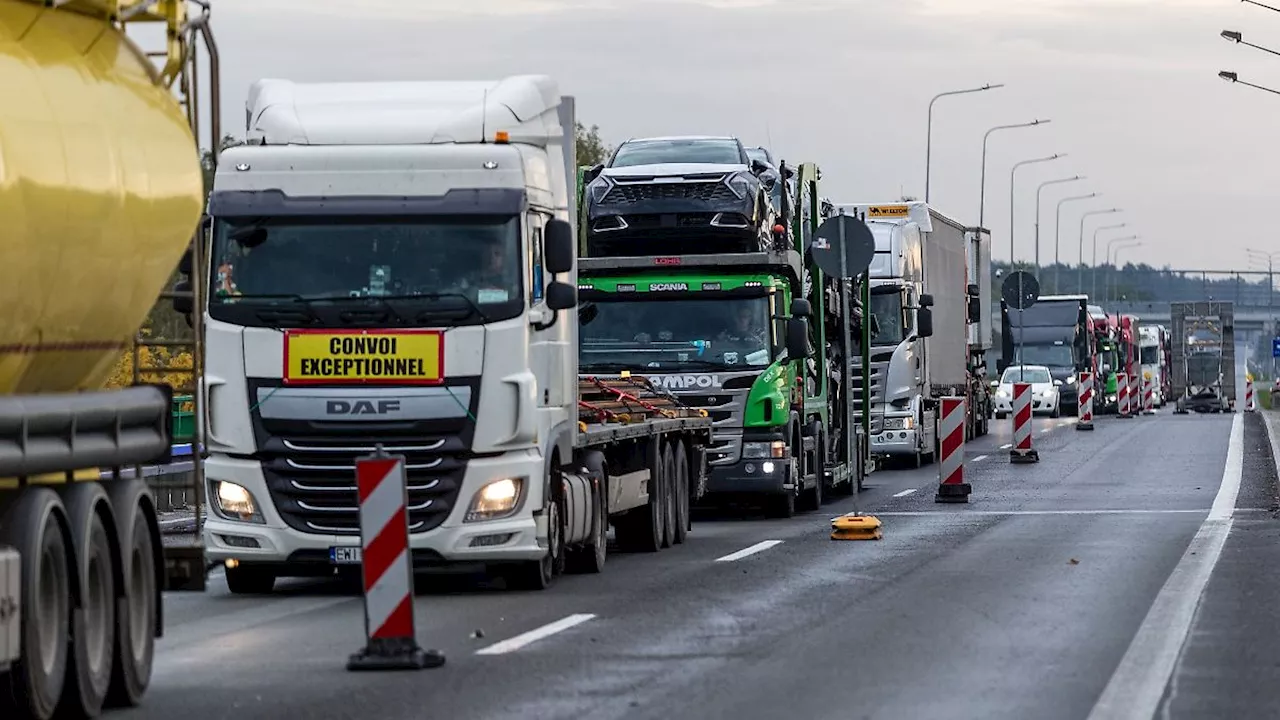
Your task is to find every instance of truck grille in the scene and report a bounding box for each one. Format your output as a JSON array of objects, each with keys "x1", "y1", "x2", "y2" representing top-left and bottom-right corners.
[
  {"x1": 603, "y1": 180, "x2": 738, "y2": 205},
  {"x1": 663, "y1": 391, "x2": 745, "y2": 466},
  {"x1": 260, "y1": 435, "x2": 465, "y2": 536},
  {"x1": 850, "y1": 349, "x2": 895, "y2": 434}
]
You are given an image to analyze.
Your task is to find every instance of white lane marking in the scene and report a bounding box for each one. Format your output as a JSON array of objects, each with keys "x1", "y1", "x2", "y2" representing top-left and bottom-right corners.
[
  {"x1": 999, "y1": 443, "x2": 1013, "y2": 450},
  {"x1": 714, "y1": 540, "x2": 783, "y2": 562},
  {"x1": 1040, "y1": 428, "x2": 1051, "y2": 434},
  {"x1": 875, "y1": 509, "x2": 1209, "y2": 517},
  {"x1": 892, "y1": 488, "x2": 918, "y2": 498},
  {"x1": 475, "y1": 613, "x2": 596, "y2": 655},
  {"x1": 971, "y1": 454, "x2": 989, "y2": 462},
  {"x1": 1087, "y1": 413, "x2": 1243, "y2": 720}
]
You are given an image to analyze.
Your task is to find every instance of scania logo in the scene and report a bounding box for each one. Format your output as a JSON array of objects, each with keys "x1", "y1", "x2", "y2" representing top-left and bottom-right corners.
[
  {"x1": 646, "y1": 374, "x2": 723, "y2": 390},
  {"x1": 326, "y1": 399, "x2": 401, "y2": 415}
]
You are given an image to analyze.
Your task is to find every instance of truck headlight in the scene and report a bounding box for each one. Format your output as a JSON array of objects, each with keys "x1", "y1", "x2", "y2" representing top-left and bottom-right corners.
[
  {"x1": 1065, "y1": 375, "x2": 1076, "y2": 385},
  {"x1": 211, "y1": 480, "x2": 264, "y2": 524},
  {"x1": 883, "y1": 417, "x2": 914, "y2": 431},
  {"x1": 465, "y1": 477, "x2": 525, "y2": 522},
  {"x1": 743, "y1": 440, "x2": 787, "y2": 459}
]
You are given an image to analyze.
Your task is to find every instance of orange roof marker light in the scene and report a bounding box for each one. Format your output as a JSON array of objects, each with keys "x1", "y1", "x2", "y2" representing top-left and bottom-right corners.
[{"x1": 494, "y1": 131, "x2": 510, "y2": 144}]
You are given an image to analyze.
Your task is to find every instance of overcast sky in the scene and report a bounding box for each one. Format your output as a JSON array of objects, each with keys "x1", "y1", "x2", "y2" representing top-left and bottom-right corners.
[{"x1": 206, "y1": 0, "x2": 1280, "y2": 272}]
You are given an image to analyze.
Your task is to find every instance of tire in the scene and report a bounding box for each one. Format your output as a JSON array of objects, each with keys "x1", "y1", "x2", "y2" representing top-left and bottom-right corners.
[
  {"x1": 660, "y1": 444, "x2": 677, "y2": 549},
  {"x1": 506, "y1": 471, "x2": 566, "y2": 590},
  {"x1": 798, "y1": 432, "x2": 825, "y2": 512},
  {"x1": 566, "y1": 463, "x2": 608, "y2": 574},
  {"x1": 832, "y1": 430, "x2": 856, "y2": 497},
  {"x1": 103, "y1": 479, "x2": 157, "y2": 708},
  {"x1": 1051, "y1": 403, "x2": 1061, "y2": 419},
  {"x1": 225, "y1": 565, "x2": 278, "y2": 595},
  {"x1": 0, "y1": 489, "x2": 72, "y2": 720},
  {"x1": 764, "y1": 491, "x2": 796, "y2": 519},
  {"x1": 673, "y1": 442, "x2": 690, "y2": 545},
  {"x1": 996, "y1": 411, "x2": 1007, "y2": 420},
  {"x1": 58, "y1": 484, "x2": 118, "y2": 717}
]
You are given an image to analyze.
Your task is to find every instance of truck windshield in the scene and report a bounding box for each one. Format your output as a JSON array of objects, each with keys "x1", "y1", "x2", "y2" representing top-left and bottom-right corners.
[
  {"x1": 1140, "y1": 345, "x2": 1159, "y2": 364},
  {"x1": 610, "y1": 138, "x2": 743, "y2": 167},
  {"x1": 208, "y1": 215, "x2": 523, "y2": 326},
  {"x1": 869, "y1": 290, "x2": 906, "y2": 346},
  {"x1": 1015, "y1": 343, "x2": 1073, "y2": 369},
  {"x1": 579, "y1": 296, "x2": 777, "y2": 370}
]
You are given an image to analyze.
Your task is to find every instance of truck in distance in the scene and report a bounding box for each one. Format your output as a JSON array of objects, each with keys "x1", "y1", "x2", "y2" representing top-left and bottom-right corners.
[
  {"x1": 1139, "y1": 324, "x2": 1170, "y2": 407},
  {"x1": 199, "y1": 75, "x2": 711, "y2": 594},
  {"x1": 582, "y1": 135, "x2": 783, "y2": 256},
  {"x1": 577, "y1": 160, "x2": 864, "y2": 517},
  {"x1": 999, "y1": 294, "x2": 1095, "y2": 416},
  {"x1": 1170, "y1": 301, "x2": 1235, "y2": 413}
]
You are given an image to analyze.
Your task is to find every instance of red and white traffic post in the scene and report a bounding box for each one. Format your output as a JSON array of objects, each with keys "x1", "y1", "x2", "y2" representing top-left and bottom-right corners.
[
  {"x1": 1129, "y1": 363, "x2": 1142, "y2": 419},
  {"x1": 1246, "y1": 378, "x2": 1255, "y2": 412},
  {"x1": 935, "y1": 396, "x2": 970, "y2": 503},
  {"x1": 347, "y1": 447, "x2": 444, "y2": 671},
  {"x1": 1142, "y1": 376, "x2": 1156, "y2": 415},
  {"x1": 1076, "y1": 370, "x2": 1095, "y2": 431},
  {"x1": 1116, "y1": 372, "x2": 1131, "y2": 419},
  {"x1": 1010, "y1": 382, "x2": 1039, "y2": 463}
]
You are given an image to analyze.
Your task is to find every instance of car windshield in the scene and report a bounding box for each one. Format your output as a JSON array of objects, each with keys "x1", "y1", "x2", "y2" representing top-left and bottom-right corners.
[
  {"x1": 579, "y1": 296, "x2": 777, "y2": 370},
  {"x1": 1140, "y1": 345, "x2": 1159, "y2": 364},
  {"x1": 1014, "y1": 343, "x2": 1073, "y2": 369},
  {"x1": 210, "y1": 215, "x2": 522, "y2": 307},
  {"x1": 611, "y1": 138, "x2": 743, "y2": 167},
  {"x1": 869, "y1": 289, "x2": 906, "y2": 346},
  {"x1": 1002, "y1": 366, "x2": 1052, "y2": 384}
]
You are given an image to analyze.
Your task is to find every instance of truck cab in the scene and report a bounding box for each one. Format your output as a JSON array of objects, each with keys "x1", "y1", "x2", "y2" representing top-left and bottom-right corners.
[
  {"x1": 1139, "y1": 325, "x2": 1166, "y2": 407},
  {"x1": 1000, "y1": 295, "x2": 1094, "y2": 415},
  {"x1": 199, "y1": 76, "x2": 583, "y2": 592}
]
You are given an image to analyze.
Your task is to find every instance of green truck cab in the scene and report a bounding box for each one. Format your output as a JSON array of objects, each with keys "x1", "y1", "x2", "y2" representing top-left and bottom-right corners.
[{"x1": 576, "y1": 161, "x2": 865, "y2": 518}]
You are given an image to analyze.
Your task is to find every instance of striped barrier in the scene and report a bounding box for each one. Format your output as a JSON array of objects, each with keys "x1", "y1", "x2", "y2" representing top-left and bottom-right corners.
[
  {"x1": 935, "y1": 397, "x2": 970, "y2": 503},
  {"x1": 1077, "y1": 371, "x2": 1095, "y2": 431},
  {"x1": 1117, "y1": 372, "x2": 1131, "y2": 418},
  {"x1": 1010, "y1": 382, "x2": 1039, "y2": 463},
  {"x1": 1246, "y1": 379, "x2": 1255, "y2": 412},
  {"x1": 347, "y1": 450, "x2": 444, "y2": 671},
  {"x1": 1129, "y1": 364, "x2": 1141, "y2": 419},
  {"x1": 1142, "y1": 378, "x2": 1155, "y2": 415}
]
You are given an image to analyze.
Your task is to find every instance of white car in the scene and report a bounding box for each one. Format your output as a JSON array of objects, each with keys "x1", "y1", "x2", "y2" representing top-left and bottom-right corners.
[{"x1": 992, "y1": 365, "x2": 1061, "y2": 418}]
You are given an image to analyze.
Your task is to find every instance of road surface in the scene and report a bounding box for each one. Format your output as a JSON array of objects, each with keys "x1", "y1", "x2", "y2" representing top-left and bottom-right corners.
[{"x1": 120, "y1": 409, "x2": 1276, "y2": 720}]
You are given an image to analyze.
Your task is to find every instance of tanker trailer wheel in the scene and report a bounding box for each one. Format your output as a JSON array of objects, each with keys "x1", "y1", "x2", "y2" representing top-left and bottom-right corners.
[
  {"x1": 0, "y1": 488, "x2": 72, "y2": 720},
  {"x1": 103, "y1": 478, "x2": 159, "y2": 707},
  {"x1": 57, "y1": 483, "x2": 118, "y2": 717}
]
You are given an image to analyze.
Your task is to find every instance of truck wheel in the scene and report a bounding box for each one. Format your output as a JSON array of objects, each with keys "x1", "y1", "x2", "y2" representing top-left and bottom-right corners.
[
  {"x1": 504, "y1": 482, "x2": 565, "y2": 590},
  {"x1": 566, "y1": 465, "x2": 608, "y2": 574},
  {"x1": 0, "y1": 488, "x2": 71, "y2": 720},
  {"x1": 798, "y1": 434, "x2": 825, "y2": 511},
  {"x1": 765, "y1": 491, "x2": 796, "y2": 519},
  {"x1": 225, "y1": 565, "x2": 277, "y2": 595},
  {"x1": 661, "y1": 445, "x2": 677, "y2": 549},
  {"x1": 102, "y1": 479, "x2": 157, "y2": 708},
  {"x1": 58, "y1": 484, "x2": 117, "y2": 717},
  {"x1": 615, "y1": 451, "x2": 665, "y2": 553},
  {"x1": 673, "y1": 441, "x2": 691, "y2": 545}
]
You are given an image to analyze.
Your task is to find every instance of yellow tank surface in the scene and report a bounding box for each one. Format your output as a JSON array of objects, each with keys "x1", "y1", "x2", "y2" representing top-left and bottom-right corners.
[{"x1": 0, "y1": 0, "x2": 203, "y2": 394}]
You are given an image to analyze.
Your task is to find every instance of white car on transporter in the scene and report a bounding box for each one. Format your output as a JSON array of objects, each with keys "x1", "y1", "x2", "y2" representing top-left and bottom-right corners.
[{"x1": 992, "y1": 364, "x2": 1061, "y2": 419}]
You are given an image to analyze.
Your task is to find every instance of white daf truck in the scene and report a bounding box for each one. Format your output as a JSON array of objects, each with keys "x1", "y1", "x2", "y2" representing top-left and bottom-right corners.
[
  {"x1": 834, "y1": 202, "x2": 973, "y2": 467},
  {"x1": 198, "y1": 76, "x2": 711, "y2": 593}
]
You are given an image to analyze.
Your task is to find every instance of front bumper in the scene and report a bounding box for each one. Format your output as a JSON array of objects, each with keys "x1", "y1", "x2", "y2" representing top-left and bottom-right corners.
[
  {"x1": 1058, "y1": 385, "x2": 1079, "y2": 408},
  {"x1": 703, "y1": 457, "x2": 794, "y2": 496},
  {"x1": 993, "y1": 395, "x2": 1058, "y2": 414},
  {"x1": 203, "y1": 451, "x2": 549, "y2": 576},
  {"x1": 871, "y1": 426, "x2": 918, "y2": 456},
  {"x1": 586, "y1": 193, "x2": 760, "y2": 248}
]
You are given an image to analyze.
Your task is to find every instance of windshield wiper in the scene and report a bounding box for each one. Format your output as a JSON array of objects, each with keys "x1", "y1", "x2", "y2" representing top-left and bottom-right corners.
[{"x1": 407, "y1": 293, "x2": 491, "y2": 324}]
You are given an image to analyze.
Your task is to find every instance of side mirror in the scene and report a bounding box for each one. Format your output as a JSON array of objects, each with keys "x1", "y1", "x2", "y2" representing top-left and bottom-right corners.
[
  {"x1": 583, "y1": 164, "x2": 604, "y2": 184},
  {"x1": 967, "y1": 283, "x2": 979, "y2": 296},
  {"x1": 178, "y1": 247, "x2": 194, "y2": 276},
  {"x1": 967, "y1": 296, "x2": 981, "y2": 324},
  {"x1": 544, "y1": 219, "x2": 574, "y2": 274},
  {"x1": 917, "y1": 307, "x2": 934, "y2": 338},
  {"x1": 919, "y1": 293, "x2": 935, "y2": 308},
  {"x1": 782, "y1": 165, "x2": 796, "y2": 180},
  {"x1": 545, "y1": 281, "x2": 577, "y2": 311},
  {"x1": 1053, "y1": 379, "x2": 1063, "y2": 386},
  {"x1": 786, "y1": 317, "x2": 811, "y2": 359},
  {"x1": 750, "y1": 159, "x2": 769, "y2": 175},
  {"x1": 790, "y1": 298, "x2": 813, "y2": 318},
  {"x1": 172, "y1": 279, "x2": 193, "y2": 317}
]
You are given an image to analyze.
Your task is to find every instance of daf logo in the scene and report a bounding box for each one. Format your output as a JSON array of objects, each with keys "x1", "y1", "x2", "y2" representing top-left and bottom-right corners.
[{"x1": 326, "y1": 399, "x2": 401, "y2": 415}]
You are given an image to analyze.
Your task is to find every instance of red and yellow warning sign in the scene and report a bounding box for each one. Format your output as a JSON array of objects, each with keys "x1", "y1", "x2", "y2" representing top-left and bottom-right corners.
[{"x1": 283, "y1": 330, "x2": 443, "y2": 385}]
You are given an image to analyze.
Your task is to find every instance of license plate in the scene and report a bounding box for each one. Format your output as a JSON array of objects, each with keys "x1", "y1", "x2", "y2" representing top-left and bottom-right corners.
[{"x1": 330, "y1": 546, "x2": 362, "y2": 565}]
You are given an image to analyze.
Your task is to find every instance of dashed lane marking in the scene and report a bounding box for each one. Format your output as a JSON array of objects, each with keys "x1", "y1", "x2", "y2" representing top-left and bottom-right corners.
[
  {"x1": 999, "y1": 443, "x2": 1013, "y2": 450},
  {"x1": 1087, "y1": 413, "x2": 1243, "y2": 720},
  {"x1": 475, "y1": 613, "x2": 596, "y2": 655},
  {"x1": 714, "y1": 540, "x2": 783, "y2": 562},
  {"x1": 971, "y1": 454, "x2": 989, "y2": 462},
  {"x1": 892, "y1": 488, "x2": 918, "y2": 498}
]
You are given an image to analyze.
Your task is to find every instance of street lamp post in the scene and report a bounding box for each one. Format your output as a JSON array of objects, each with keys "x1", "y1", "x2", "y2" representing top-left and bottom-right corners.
[
  {"x1": 978, "y1": 119, "x2": 1051, "y2": 236},
  {"x1": 1009, "y1": 154, "x2": 1064, "y2": 267},
  {"x1": 1077, "y1": 208, "x2": 1122, "y2": 291},
  {"x1": 1219, "y1": 70, "x2": 1280, "y2": 97},
  {"x1": 1053, "y1": 193, "x2": 1099, "y2": 292},
  {"x1": 1108, "y1": 240, "x2": 1142, "y2": 302},
  {"x1": 925, "y1": 83, "x2": 1004, "y2": 203},
  {"x1": 1090, "y1": 223, "x2": 1127, "y2": 299},
  {"x1": 1034, "y1": 175, "x2": 1084, "y2": 272},
  {"x1": 1221, "y1": 30, "x2": 1280, "y2": 58}
]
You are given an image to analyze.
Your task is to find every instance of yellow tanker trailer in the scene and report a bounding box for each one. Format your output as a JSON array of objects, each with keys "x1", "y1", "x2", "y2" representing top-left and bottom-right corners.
[{"x1": 0, "y1": 1, "x2": 218, "y2": 718}]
